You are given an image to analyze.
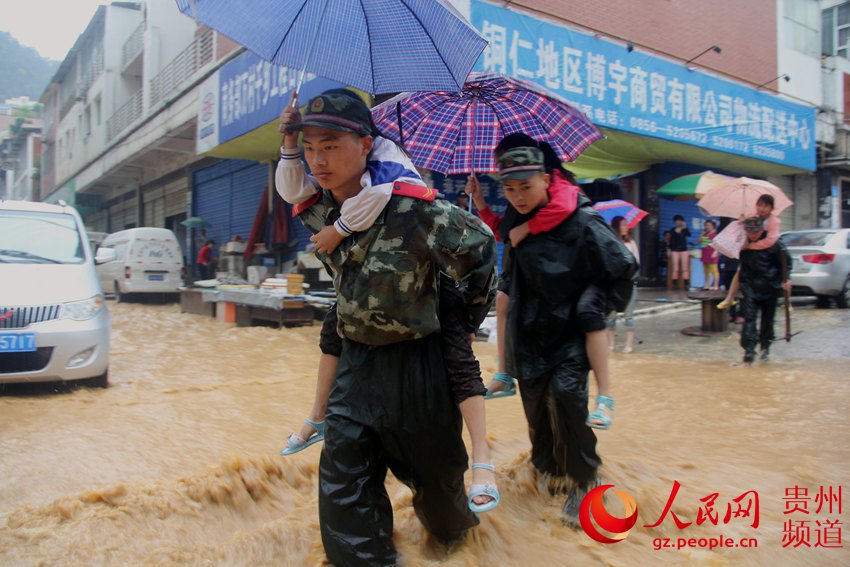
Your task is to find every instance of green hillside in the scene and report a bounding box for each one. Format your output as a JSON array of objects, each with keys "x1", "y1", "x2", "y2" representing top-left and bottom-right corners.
[{"x1": 0, "y1": 31, "x2": 59, "y2": 102}]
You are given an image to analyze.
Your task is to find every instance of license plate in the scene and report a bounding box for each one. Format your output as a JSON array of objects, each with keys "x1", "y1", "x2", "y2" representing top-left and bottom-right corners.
[
  {"x1": 148, "y1": 275, "x2": 164, "y2": 281},
  {"x1": 0, "y1": 333, "x2": 36, "y2": 352}
]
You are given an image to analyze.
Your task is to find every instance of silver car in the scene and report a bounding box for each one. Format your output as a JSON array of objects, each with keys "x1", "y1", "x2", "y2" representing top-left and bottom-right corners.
[
  {"x1": 780, "y1": 228, "x2": 850, "y2": 308},
  {"x1": 0, "y1": 201, "x2": 110, "y2": 387}
]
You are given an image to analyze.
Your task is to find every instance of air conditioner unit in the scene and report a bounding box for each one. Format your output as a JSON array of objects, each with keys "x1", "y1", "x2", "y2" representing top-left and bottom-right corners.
[{"x1": 75, "y1": 83, "x2": 86, "y2": 103}]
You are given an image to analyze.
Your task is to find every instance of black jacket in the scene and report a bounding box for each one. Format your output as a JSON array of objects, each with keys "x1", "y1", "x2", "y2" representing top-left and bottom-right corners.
[
  {"x1": 739, "y1": 239, "x2": 791, "y2": 298},
  {"x1": 505, "y1": 196, "x2": 638, "y2": 380}
]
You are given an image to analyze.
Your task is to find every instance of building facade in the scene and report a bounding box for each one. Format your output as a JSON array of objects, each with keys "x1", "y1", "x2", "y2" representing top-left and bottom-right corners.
[{"x1": 39, "y1": 0, "x2": 848, "y2": 284}]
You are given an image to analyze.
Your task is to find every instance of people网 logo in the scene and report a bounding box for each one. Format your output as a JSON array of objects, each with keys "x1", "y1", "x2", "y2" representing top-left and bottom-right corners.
[{"x1": 579, "y1": 484, "x2": 640, "y2": 543}]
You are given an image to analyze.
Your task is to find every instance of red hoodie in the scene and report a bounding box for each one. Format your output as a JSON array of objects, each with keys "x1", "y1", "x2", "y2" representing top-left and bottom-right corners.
[{"x1": 477, "y1": 170, "x2": 579, "y2": 240}]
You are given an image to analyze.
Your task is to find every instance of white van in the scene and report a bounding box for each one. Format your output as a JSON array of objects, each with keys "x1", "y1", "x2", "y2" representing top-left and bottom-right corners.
[
  {"x1": 95, "y1": 228, "x2": 184, "y2": 301},
  {"x1": 0, "y1": 200, "x2": 110, "y2": 387}
]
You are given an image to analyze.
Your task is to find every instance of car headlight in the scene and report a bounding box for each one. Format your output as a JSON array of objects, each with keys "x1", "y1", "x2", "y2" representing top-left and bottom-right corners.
[{"x1": 59, "y1": 295, "x2": 105, "y2": 321}]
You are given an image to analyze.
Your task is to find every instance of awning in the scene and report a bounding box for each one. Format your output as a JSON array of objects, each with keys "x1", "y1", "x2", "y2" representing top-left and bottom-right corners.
[
  {"x1": 203, "y1": 123, "x2": 815, "y2": 180},
  {"x1": 567, "y1": 127, "x2": 812, "y2": 181}
]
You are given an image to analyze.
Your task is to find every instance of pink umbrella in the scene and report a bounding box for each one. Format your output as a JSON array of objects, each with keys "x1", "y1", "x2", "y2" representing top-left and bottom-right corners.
[{"x1": 697, "y1": 177, "x2": 793, "y2": 219}]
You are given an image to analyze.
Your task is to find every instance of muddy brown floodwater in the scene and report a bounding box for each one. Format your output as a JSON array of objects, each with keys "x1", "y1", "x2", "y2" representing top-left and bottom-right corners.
[{"x1": 1, "y1": 302, "x2": 848, "y2": 566}]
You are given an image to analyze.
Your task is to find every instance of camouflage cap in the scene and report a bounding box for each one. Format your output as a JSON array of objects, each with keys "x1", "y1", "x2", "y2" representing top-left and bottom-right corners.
[
  {"x1": 498, "y1": 147, "x2": 546, "y2": 180},
  {"x1": 291, "y1": 89, "x2": 373, "y2": 136},
  {"x1": 743, "y1": 216, "x2": 764, "y2": 232}
]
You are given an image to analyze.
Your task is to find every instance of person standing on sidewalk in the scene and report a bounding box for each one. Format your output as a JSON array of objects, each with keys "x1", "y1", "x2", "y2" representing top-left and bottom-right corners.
[
  {"x1": 669, "y1": 215, "x2": 691, "y2": 292},
  {"x1": 607, "y1": 216, "x2": 640, "y2": 354},
  {"x1": 737, "y1": 216, "x2": 791, "y2": 365}
]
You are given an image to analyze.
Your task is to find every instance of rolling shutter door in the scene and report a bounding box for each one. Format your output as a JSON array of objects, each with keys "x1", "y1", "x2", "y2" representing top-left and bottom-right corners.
[
  {"x1": 229, "y1": 163, "x2": 268, "y2": 242},
  {"x1": 164, "y1": 179, "x2": 187, "y2": 218},
  {"x1": 143, "y1": 186, "x2": 166, "y2": 227}
]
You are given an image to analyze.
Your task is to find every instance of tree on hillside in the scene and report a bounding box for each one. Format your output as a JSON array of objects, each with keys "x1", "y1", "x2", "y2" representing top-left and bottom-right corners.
[{"x1": 0, "y1": 31, "x2": 59, "y2": 101}]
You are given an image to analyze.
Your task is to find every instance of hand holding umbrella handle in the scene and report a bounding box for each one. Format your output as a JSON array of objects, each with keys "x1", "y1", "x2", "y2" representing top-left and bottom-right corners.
[
  {"x1": 465, "y1": 175, "x2": 488, "y2": 212},
  {"x1": 280, "y1": 92, "x2": 301, "y2": 146}
]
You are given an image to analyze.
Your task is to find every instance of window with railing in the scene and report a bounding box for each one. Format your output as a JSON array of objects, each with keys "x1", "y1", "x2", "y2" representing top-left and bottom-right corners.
[
  {"x1": 105, "y1": 89, "x2": 143, "y2": 141},
  {"x1": 122, "y1": 22, "x2": 145, "y2": 70},
  {"x1": 149, "y1": 28, "x2": 214, "y2": 108}
]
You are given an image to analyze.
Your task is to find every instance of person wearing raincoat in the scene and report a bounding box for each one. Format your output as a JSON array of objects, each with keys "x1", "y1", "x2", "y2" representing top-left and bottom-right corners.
[
  {"x1": 493, "y1": 140, "x2": 637, "y2": 527},
  {"x1": 737, "y1": 216, "x2": 792, "y2": 364},
  {"x1": 277, "y1": 88, "x2": 498, "y2": 566}
]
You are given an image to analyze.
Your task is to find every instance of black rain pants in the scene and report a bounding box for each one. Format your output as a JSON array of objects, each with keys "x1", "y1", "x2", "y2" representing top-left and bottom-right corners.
[
  {"x1": 518, "y1": 354, "x2": 601, "y2": 488},
  {"x1": 740, "y1": 287, "x2": 778, "y2": 354},
  {"x1": 319, "y1": 333, "x2": 478, "y2": 567}
]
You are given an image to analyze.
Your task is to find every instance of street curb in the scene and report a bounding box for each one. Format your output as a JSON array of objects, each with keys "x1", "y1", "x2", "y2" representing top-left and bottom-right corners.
[{"x1": 634, "y1": 299, "x2": 701, "y2": 317}]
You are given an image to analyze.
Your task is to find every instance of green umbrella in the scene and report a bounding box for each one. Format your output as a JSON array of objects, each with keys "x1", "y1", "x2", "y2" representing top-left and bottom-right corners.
[
  {"x1": 180, "y1": 216, "x2": 211, "y2": 229},
  {"x1": 656, "y1": 171, "x2": 734, "y2": 199}
]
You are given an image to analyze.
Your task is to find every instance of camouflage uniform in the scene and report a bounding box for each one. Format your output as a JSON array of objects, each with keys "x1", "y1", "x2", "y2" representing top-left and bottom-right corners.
[
  {"x1": 295, "y1": 184, "x2": 497, "y2": 566},
  {"x1": 297, "y1": 187, "x2": 497, "y2": 345}
]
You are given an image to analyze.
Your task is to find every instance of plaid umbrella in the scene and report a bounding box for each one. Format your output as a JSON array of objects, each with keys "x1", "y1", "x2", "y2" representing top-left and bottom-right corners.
[
  {"x1": 371, "y1": 72, "x2": 603, "y2": 174},
  {"x1": 176, "y1": 0, "x2": 486, "y2": 95},
  {"x1": 592, "y1": 199, "x2": 648, "y2": 229}
]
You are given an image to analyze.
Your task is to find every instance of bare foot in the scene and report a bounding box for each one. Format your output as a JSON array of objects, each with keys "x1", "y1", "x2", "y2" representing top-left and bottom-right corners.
[
  {"x1": 485, "y1": 378, "x2": 506, "y2": 394},
  {"x1": 622, "y1": 346, "x2": 633, "y2": 354},
  {"x1": 296, "y1": 419, "x2": 320, "y2": 442}
]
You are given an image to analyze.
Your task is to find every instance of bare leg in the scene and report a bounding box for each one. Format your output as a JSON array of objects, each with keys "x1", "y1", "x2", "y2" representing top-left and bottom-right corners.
[
  {"x1": 586, "y1": 329, "x2": 611, "y2": 397},
  {"x1": 718, "y1": 270, "x2": 741, "y2": 309},
  {"x1": 459, "y1": 395, "x2": 495, "y2": 505},
  {"x1": 295, "y1": 353, "x2": 338, "y2": 441},
  {"x1": 607, "y1": 329, "x2": 615, "y2": 352},
  {"x1": 485, "y1": 291, "x2": 510, "y2": 393},
  {"x1": 624, "y1": 330, "x2": 635, "y2": 354},
  {"x1": 587, "y1": 330, "x2": 615, "y2": 428}
]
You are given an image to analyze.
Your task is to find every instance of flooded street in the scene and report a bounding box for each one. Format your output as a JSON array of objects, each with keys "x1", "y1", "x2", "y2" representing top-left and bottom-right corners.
[{"x1": 1, "y1": 301, "x2": 848, "y2": 566}]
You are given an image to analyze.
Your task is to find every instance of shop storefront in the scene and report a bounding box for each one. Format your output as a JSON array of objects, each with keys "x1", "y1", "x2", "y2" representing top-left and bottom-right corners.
[
  {"x1": 192, "y1": 49, "x2": 343, "y2": 268},
  {"x1": 451, "y1": 0, "x2": 818, "y2": 285}
]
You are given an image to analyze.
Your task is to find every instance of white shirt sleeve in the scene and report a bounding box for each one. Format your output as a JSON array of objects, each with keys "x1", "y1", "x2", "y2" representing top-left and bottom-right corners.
[
  {"x1": 275, "y1": 146, "x2": 319, "y2": 204},
  {"x1": 335, "y1": 182, "x2": 393, "y2": 236}
]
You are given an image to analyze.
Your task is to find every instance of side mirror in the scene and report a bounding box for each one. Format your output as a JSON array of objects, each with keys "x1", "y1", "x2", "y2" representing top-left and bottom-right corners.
[{"x1": 95, "y1": 248, "x2": 117, "y2": 265}]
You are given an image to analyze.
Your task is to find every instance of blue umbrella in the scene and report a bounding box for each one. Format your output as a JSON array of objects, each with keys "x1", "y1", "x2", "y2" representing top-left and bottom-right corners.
[
  {"x1": 176, "y1": 0, "x2": 487, "y2": 95},
  {"x1": 592, "y1": 199, "x2": 648, "y2": 229}
]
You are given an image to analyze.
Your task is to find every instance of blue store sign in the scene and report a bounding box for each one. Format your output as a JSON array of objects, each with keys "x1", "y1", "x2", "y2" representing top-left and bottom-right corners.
[
  {"x1": 217, "y1": 50, "x2": 343, "y2": 145},
  {"x1": 471, "y1": 0, "x2": 816, "y2": 171}
]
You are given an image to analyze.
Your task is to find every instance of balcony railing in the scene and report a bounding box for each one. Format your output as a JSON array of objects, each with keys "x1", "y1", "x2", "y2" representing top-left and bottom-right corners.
[
  {"x1": 122, "y1": 22, "x2": 145, "y2": 71},
  {"x1": 106, "y1": 89, "x2": 143, "y2": 141},
  {"x1": 149, "y1": 28, "x2": 214, "y2": 108}
]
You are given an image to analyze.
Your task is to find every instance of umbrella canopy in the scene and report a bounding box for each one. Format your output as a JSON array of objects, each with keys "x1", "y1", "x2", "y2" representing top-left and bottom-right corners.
[
  {"x1": 592, "y1": 199, "x2": 648, "y2": 229},
  {"x1": 180, "y1": 216, "x2": 211, "y2": 229},
  {"x1": 656, "y1": 171, "x2": 736, "y2": 199},
  {"x1": 371, "y1": 72, "x2": 603, "y2": 174},
  {"x1": 176, "y1": 0, "x2": 486, "y2": 95},
  {"x1": 697, "y1": 177, "x2": 793, "y2": 219},
  {"x1": 245, "y1": 187, "x2": 289, "y2": 260}
]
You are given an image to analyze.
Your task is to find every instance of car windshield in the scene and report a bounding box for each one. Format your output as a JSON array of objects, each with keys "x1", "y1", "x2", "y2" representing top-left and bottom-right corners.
[
  {"x1": 780, "y1": 231, "x2": 835, "y2": 247},
  {"x1": 0, "y1": 210, "x2": 85, "y2": 264}
]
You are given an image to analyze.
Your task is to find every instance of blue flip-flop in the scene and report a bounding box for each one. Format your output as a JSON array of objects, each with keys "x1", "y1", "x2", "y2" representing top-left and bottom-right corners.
[
  {"x1": 280, "y1": 418, "x2": 325, "y2": 456},
  {"x1": 586, "y1": 395, "x2": 615, "y2": 430},
  {"x1": 484, "y1": 372, "x2": 516, "y2": 400},
  {"x1": 468, "y1": 463, "x2": 500, "y2": 513}
]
